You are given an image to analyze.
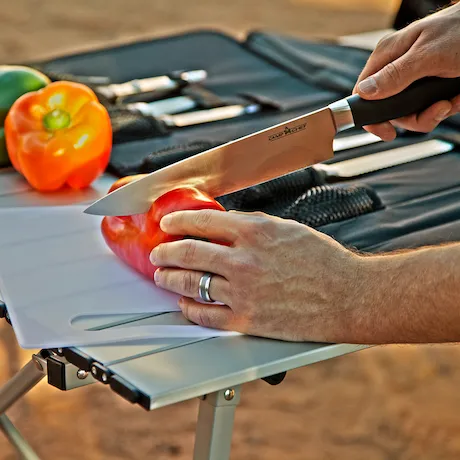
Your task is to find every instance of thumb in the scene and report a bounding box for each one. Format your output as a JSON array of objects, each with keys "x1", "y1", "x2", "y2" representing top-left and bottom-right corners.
[{"x1": 357, "y1": 53, "x2": 423, "y2": 100}]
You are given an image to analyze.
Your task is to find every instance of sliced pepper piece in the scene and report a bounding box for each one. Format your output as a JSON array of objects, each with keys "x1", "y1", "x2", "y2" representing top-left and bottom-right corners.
[
  {"x1": 101, "y1": 174, "x2": 226, "y2": 280},
  {"x1": 4, "y1": 80, "x2": 112, "y2": 191}
]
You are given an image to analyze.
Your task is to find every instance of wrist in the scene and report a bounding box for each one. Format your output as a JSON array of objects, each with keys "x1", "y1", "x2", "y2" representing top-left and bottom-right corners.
[
  {"x1": 341, "y1": 250, "x2": 415, "y2": 344},
  {"x1": 348, "y1": 244, "x2": 460, "y2": 344}
]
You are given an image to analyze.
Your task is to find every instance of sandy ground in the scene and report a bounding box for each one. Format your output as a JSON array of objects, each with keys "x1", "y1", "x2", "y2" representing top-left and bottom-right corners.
[{"x1": 2, "y1": 1, "x2": 460, "y2": 460}]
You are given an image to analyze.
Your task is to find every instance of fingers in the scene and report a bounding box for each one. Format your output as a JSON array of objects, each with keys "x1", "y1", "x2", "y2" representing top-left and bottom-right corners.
[
  {"x1": 159, "y1": 209, "x2": 243, "y2": 243},
  {"x1": 154, "y1": 268, "x2": 232, "y2": 305},
  {"x1": 179, "y1": 296, "x2": 234, "y2": 330},
  {"x1": 363, "y1": 99, "x2": 455, "y2": 139},
  {"x1": 356, "y1": 52, "x2": 426, "y2": 100},
  {"x1": 363, "y1": 122, "x2": 397, "y2": 141},
  {"x1": 354, "y1": 27, "x2": 422, "y2": 94},
  {"x1": 391, "y1": 100, "x2": 453, "y2": 132},
  {"x1": 150, "y1": 238, "x2": 233, "y2": 278},
  {"x1": 452, "y1": 94, "x2": 460, "y2": 114}
]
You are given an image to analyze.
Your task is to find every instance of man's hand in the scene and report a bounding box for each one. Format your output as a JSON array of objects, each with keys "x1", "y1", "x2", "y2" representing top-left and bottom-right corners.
[
  {"x1": 354, "y1": 1, "x2": 460, "y2": 141},
  {"x1": 149, "y1": 209, "x2": 460, "y2": 344},
  {"x1": 150, "y1": 209, "x2": 365, "y2": 343}
]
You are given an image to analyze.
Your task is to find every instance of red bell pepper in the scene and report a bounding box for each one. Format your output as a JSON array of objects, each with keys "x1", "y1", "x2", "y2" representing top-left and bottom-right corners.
[{"x1": 101, "y1": 174, "x2": 226, "y2": 280}]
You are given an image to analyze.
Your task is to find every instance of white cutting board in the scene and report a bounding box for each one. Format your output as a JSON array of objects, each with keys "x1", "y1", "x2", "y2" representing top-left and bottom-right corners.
[{"x1": 0, "y1": 205, "x2": 238, "y2": 349}]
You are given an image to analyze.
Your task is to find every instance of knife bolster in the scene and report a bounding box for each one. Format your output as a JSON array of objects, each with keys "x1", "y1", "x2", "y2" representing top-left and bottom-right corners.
[{"x1": 329, "y1": 99, "x2": 355, "y2": 133}]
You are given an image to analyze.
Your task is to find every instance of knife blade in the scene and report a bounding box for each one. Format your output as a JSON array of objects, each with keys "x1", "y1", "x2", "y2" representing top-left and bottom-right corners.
[
  {"x1": 84, "y1": 76, "x2": 460, "y2": 216},
  {"x1": 313, "y1": 139, "x2": 454, "y2": 179}
]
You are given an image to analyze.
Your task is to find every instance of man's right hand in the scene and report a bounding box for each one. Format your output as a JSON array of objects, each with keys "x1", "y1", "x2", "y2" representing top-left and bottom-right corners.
[{"x1": 353, "y1": 1, "x2": 460, "y2": 141}]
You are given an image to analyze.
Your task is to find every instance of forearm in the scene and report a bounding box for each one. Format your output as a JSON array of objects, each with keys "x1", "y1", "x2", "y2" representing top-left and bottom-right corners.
[{"x1": 351, "y1": 243, "x2": 460, "y2": 344}]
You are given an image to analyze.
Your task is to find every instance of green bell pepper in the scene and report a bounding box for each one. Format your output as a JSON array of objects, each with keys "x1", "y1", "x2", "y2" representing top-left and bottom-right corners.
[{"x1": 0, "y1": 65, "x2": 50, "y2": 167}]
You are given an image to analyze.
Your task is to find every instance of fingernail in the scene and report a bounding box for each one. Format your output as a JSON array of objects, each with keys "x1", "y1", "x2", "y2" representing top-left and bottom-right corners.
[
  {"x1": 358, "y1": 77, "x2": 378, "y2": 96},
  {"x1": 435, "y1": 108, "x2": 450, "y2": 122},
  {"x1": 160, "y1": 215, "x2": 172, "y2": 231},
  {"x1": 150, "y1": 248, "x2": 158, "y2": 264},
  {"x1": 154, "y1": 269, "x2": 161, "y2": 284}
]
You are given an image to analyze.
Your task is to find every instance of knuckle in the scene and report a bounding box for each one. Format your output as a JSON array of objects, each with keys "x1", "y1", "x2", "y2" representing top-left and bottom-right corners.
[
  {"x1": 209, "y1": 249, "x2": 223, "y2": 268},
  {"x1": 254, "y1": 219, "x2": 278, "y2": 245},
  {"x1": 233, "y1": 284, "x2": 252, "y2": 305},
  {"x1": 375, "y1": 34, "x2": 393, "y2": 51},
  {"x1": 155, "y1": 243, "x2": 167, "y2": 261},
  {"x1": 238, "y1": 220, "x2": 259, "y2": 239},
  {"x1": 171, "y1": 212, "x2": 184, "y2": 228},
  {"x1": 257, "y1": 216, "x2": 277, "y2": 235},
  {"x1": 232, "y1": 252, "x2": 263, "y2": 279},
  {"x1": 419, "y1": 125, "x2": 434, "y2": 133},
  {"x1": 238, "y1": 215, "x2": 276, "y2": 244},
  {"x1": 248, "y1": 211, "x2": 267, "y2": 218},
  {"x1": 195, "y1": 309, "x2": 212, "y2": 328},
  {"x1": 194, "y1": 209, "x2": 214, "y2": 232},
  {"x1": 382, "y1": 61, "x2": 403, "y2": 85},
  {"x1": 180, "y1": 271, "x2": 194, "y2": 294},
  {"x1": 181, "y1": 239, "x2": 197, "y2": 265},
  {"x1": 180, "y1": 303, "x2": 191, "y2": 320}
]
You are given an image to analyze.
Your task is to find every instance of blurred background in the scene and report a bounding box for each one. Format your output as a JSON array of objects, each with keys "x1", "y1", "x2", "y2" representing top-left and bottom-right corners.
[
  {"x1": 2, "y1": 1, "x2": 460, "y2": 459},
  {"x1": 0, "y1": 0, "x2": 401, "y2": 62}
]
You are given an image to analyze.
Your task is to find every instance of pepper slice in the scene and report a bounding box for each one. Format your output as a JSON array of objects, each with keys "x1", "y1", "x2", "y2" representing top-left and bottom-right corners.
[
  {"x1": 5, "y1": 80, "x2": 112, "y2": 191},
  {"x1": 101, "y1": 174, "x2": 226, "y2": 280}
]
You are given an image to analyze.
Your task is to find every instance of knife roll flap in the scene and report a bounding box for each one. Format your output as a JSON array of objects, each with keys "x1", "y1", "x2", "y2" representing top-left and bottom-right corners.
[{"x1": 343, "y1": 76, "x2": 460, "y2": 128}]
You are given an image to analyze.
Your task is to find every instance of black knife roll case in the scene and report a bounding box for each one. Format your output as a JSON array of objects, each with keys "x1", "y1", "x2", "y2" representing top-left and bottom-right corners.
[{"x1": 21, "y1": 28, "x2": 460, "y2": 254}]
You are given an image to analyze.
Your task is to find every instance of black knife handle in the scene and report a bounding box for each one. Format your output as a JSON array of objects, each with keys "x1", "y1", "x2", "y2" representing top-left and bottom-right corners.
[{"x1": 346, "y1": 77, "x2": 460, "y2": 127}]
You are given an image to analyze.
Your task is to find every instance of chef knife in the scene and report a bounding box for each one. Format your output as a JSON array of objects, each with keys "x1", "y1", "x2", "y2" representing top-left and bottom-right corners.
[{"x1": 84, "y1": 76, "x2": 460, "y2": 216}]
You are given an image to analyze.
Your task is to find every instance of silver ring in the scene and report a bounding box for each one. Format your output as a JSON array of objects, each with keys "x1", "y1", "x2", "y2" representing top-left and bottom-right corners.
[{"x1": 198, "y1": 272, "x2": 214, "y2": 302}]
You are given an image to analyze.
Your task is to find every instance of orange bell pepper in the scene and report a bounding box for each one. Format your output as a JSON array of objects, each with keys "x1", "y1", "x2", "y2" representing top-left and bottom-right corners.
[
  {"x1": 4, "y1": 80, "x2": 112, "y2": 191},
  {"x1": 101, "y1": 175, "x2": 226, "y2": 280}
]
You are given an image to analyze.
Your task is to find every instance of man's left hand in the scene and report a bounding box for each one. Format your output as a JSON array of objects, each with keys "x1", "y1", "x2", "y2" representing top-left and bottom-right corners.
[{"x1": 150, "y1": 209, "x2": 368, "y2": 343}]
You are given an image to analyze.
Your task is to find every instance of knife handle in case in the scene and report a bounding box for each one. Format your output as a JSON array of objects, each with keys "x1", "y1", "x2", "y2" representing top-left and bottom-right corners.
[{"x1": 343, "y1": 76, "x2": 460, "y2": 128}]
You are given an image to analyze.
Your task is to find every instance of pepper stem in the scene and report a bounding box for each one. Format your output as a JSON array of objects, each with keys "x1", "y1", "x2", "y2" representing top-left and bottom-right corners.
[{"x1": 43, "y1": 109, "x2": 71, "y2": 131}]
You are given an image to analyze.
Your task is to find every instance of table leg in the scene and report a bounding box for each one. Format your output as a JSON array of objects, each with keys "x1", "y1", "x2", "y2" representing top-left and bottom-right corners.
[
  {"x1": 0, "y1": 414, "x2": 41, "y2": 460},
  {"x1": 0, "y1": 352, "x2": 46, "y2": 460},
  {"x1": 0, "y1": 353, "x2": 46, "y2": 415},
  {"x1": 193, "y1": 386, "x2": 241, "y2": 460}
]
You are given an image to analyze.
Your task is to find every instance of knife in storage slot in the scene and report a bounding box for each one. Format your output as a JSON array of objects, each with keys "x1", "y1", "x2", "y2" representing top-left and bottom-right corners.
[{"x1": 312, "y1": 139, "x2": 454, "y2": 180}]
